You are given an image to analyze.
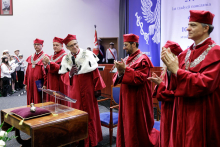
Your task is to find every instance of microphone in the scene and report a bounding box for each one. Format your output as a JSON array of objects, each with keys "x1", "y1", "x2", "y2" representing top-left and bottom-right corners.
[{"x1": 71, "y1": 56, "x2": 75, "y2": 65}]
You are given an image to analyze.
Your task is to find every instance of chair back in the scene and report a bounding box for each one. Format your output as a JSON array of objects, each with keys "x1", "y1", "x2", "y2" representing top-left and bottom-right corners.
[
  {"x1": 158, "y1": 101, "x2": 161, "y2": 111},
  {"x1": 111, "y1": 85, "x2": 120, "y2": 104}
]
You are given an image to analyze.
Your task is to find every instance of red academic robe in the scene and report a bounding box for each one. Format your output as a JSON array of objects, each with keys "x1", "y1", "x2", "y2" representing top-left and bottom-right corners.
[
  {"x1": 24, "y1": 51, "x2": 48, "y2": 105},
  {"x1": 45, "y1": 49, "x2": 67, "y2": 103},
  {"x1": 113, "y1": 49, "x2": 159, "y2": 147},
  {"x1": 61, "y1": 68, "x2": 106, "y2": 147},
  {"x1": 152, "y1": 71, "x2": 177, "y2": 147},
  {"x1": 168, "y1": 38, "x2": 220, "y2": 147}
]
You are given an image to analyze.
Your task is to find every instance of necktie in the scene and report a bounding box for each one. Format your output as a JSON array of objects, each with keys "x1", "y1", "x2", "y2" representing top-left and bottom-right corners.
[{"x1": 70, "y1": 56, "x2": 78, "y2": 77}]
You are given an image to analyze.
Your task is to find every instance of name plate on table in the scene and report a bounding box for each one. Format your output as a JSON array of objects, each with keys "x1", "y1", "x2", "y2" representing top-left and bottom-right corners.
[{"x1": 98, "y1": 66, "x2": 105, "y2": 71}]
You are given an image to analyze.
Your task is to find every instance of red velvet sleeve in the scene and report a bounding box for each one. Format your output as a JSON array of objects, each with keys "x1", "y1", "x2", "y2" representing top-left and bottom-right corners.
[
  {"x1": 60, "y1": 72, "x2": 71, "y2": 86},
  {"x1": 49, "y1": 62, "x2": 61, "y2": 74},
  {"x1": 92, "y1": 68, "x2": 106, "y2": 91},
  {"x1": 153, "y1": 82, "x2": 175, "y2": 101},
  {"x1": 121, "y1": 65, "x2": 150, "y2": 86},
  {"x1": 175, "y1": 61, "x2": 220, "y2": 97},
  {"x1": 112, "y1": 72, "x2": 123, "y2": 86}
]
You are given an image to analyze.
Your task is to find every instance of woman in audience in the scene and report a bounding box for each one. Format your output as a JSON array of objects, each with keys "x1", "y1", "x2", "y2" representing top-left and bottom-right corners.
[
  {"x1": 1, "y1": 56, "x2": 13, "y2": 97},
  {"x1": 9, "y1": 55, "x2": 17, "y2": 93}
]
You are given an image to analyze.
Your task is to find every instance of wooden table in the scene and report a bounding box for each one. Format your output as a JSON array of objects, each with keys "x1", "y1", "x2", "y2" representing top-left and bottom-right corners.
[{"x1": 1, "y1": 102, "x2": 88, "y2": 147}]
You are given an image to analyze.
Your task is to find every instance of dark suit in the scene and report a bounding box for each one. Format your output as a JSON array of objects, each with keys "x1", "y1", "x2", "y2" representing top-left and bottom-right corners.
[
  {"x1": 97, "y1": 45, "x2": 105, "y2": 64},
  {"x1": 2, "y1": 6, "x2": 10, "y2": 11}
]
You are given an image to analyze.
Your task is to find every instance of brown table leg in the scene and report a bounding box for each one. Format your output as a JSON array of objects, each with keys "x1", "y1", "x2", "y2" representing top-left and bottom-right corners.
[{"x1": 15, "y1": 129, "x2": 31, "y2": 147}]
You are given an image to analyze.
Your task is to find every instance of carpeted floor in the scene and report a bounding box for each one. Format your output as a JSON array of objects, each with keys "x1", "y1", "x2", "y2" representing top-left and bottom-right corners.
[{"x1": 0, "y1": 90, "x2": 117, "y2": 147}]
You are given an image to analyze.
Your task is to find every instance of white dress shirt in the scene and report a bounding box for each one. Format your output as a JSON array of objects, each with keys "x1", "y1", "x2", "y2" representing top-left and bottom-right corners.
[
  {"x1": 9, "y1": 59, "x2": 18, "y2": 71},
  {"x1": 193, "y1": 37, "x2": 210, "y2": 49},
  {"x1": 19, "y1": 59, "x2": 26, "y2": 71},
  {"x1": 1, "y1": 63, "x2": 15, "y2": 78},
  {"x1": 106, "y1": 48, "x2": 117, "y2": 63}
]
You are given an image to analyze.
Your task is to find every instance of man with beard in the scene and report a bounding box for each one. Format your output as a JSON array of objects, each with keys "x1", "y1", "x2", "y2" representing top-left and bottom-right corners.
[
  {"x1": 24, "y1": 38, "x2": 49, "y2": 104},
  {"x1": 113, "y1": 34, "x2": 159, "y2": 147}
]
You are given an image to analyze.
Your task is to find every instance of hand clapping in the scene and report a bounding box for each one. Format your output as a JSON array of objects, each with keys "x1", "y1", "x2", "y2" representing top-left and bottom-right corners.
[
  {"x1": 161, "y1": 47, "x2": 179, "y2": 74},
  {"x1": 147, "y1": 72, "x2": 162, "y2": 85},
  {"x1": 42, "y1": 56, "x2": 50, "y2": 66},
  {"x1": 114, "y1": 58, "x2": 126, "y2": 76}
]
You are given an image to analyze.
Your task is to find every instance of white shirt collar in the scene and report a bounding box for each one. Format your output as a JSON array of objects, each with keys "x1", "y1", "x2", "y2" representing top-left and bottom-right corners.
[
  {"x1": 35, "y1": 50, "x2": 42, "y2": 55},
  {"x1": 193, "y1": 37, "x2": 210, "y2": 49}
]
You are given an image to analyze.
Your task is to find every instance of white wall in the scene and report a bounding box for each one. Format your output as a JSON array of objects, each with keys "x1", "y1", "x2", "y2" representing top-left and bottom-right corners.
[{"x1": 0, "y1": 0, "x2": 119, "y2": 59}]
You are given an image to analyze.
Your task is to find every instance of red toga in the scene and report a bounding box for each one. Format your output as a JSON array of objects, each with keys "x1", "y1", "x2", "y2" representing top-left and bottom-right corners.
[
  {"x1": 168, "y1": 38, "x2": 220, "y2": 147},
  {"x1": 24, "y1": 51, "x2": 48, "y2": 105},
  {"x1": 113, "y1": 49, "x2": 159, "y2": 147}
]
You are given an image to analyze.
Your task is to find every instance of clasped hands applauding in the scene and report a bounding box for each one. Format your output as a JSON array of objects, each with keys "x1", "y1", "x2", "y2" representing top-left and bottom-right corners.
[
  {"x1": 148, "y1": 47, "x2": 179, "y2": 85},
  {"x1": 42, "y1": 56, "x2": 50, "y2": 66},
  {"x1": 114, "y1": 58, "x2": 126, "y2": 76}
]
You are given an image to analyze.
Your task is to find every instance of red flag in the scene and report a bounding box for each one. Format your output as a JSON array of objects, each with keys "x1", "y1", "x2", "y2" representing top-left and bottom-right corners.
[{"x1": 93, "y1": 29, "x2": 99, "y2": 55}]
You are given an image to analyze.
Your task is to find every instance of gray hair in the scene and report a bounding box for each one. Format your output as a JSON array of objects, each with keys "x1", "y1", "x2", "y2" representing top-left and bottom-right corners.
[{"x1": 201, "y1": 23, "x2": 214, "y2": 35}]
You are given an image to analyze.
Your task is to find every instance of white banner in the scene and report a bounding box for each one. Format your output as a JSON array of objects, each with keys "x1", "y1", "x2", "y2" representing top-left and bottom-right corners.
[{"x1": 161, "y1": 0, "x2": 220, "y2": 66}]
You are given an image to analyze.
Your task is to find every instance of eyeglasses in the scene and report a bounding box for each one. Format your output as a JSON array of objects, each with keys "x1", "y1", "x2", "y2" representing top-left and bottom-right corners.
[
  {"x1": 34, "y1": 44, "x2": 42, "y2": 46},
  {"x1": 66, "y1": 43, "x2": 78, "y2": 48}
]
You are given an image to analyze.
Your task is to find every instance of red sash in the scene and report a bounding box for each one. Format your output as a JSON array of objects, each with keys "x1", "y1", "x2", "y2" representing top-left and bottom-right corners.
[
  {"x1": 108, "y1": 48, "x2": 115, "y2": 59},
  {"x1": 14, "y1": 56, "x2": 20, "y2": 62},
  {"x1": 99, "y1": 48, "x2": 104, "y2": 56}
]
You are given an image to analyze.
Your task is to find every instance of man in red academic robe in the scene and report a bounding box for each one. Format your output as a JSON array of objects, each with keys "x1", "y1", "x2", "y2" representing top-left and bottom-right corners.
[
  {"x1": 161, "y1": 10, "x2": 220, "y2": 147},
  {"x1": 58, "y1": 34, "x2": 106, "y2": 147},
  {"x1": 42, "y1": 37, "x2": 67, "y2": 103},
  {"x1": 148, "y1": 41, "x2": 183, "y2": 147},
  {"x1": 113, "y1": 34, "x2": 159, "y2": 147},
  {"x1": 24, "y1": 38, "x2": 48, "y2": 105}
]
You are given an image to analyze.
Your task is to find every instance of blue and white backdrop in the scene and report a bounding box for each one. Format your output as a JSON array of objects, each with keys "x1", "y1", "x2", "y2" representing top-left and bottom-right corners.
[
  {"x1": 128, "y1": 0, "x2": 220, "y2": 66},
  {"x1": 128, "y1": 0, "x2": 161, "y2": 66}
]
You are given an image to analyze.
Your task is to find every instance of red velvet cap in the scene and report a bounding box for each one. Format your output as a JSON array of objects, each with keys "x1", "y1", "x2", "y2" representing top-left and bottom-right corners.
[
  {"x1": 189, "y1": 10, "x2": 215, "y2": 25},
  {"x1": 34, "y1": 38, "x2": 44, "y2": 45},
  {"x1": 53, "y1": 37, "x2": 63, "y2": 44},
  {"x1": 123, "y1": 34, "x2": 139, "y2": 43},
  {"x1": 63, "y1": 34, "x2": 77, "y2": 45},
  {"x1": 163, "y1": 40, "x2": 183, "y2": 56}
]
